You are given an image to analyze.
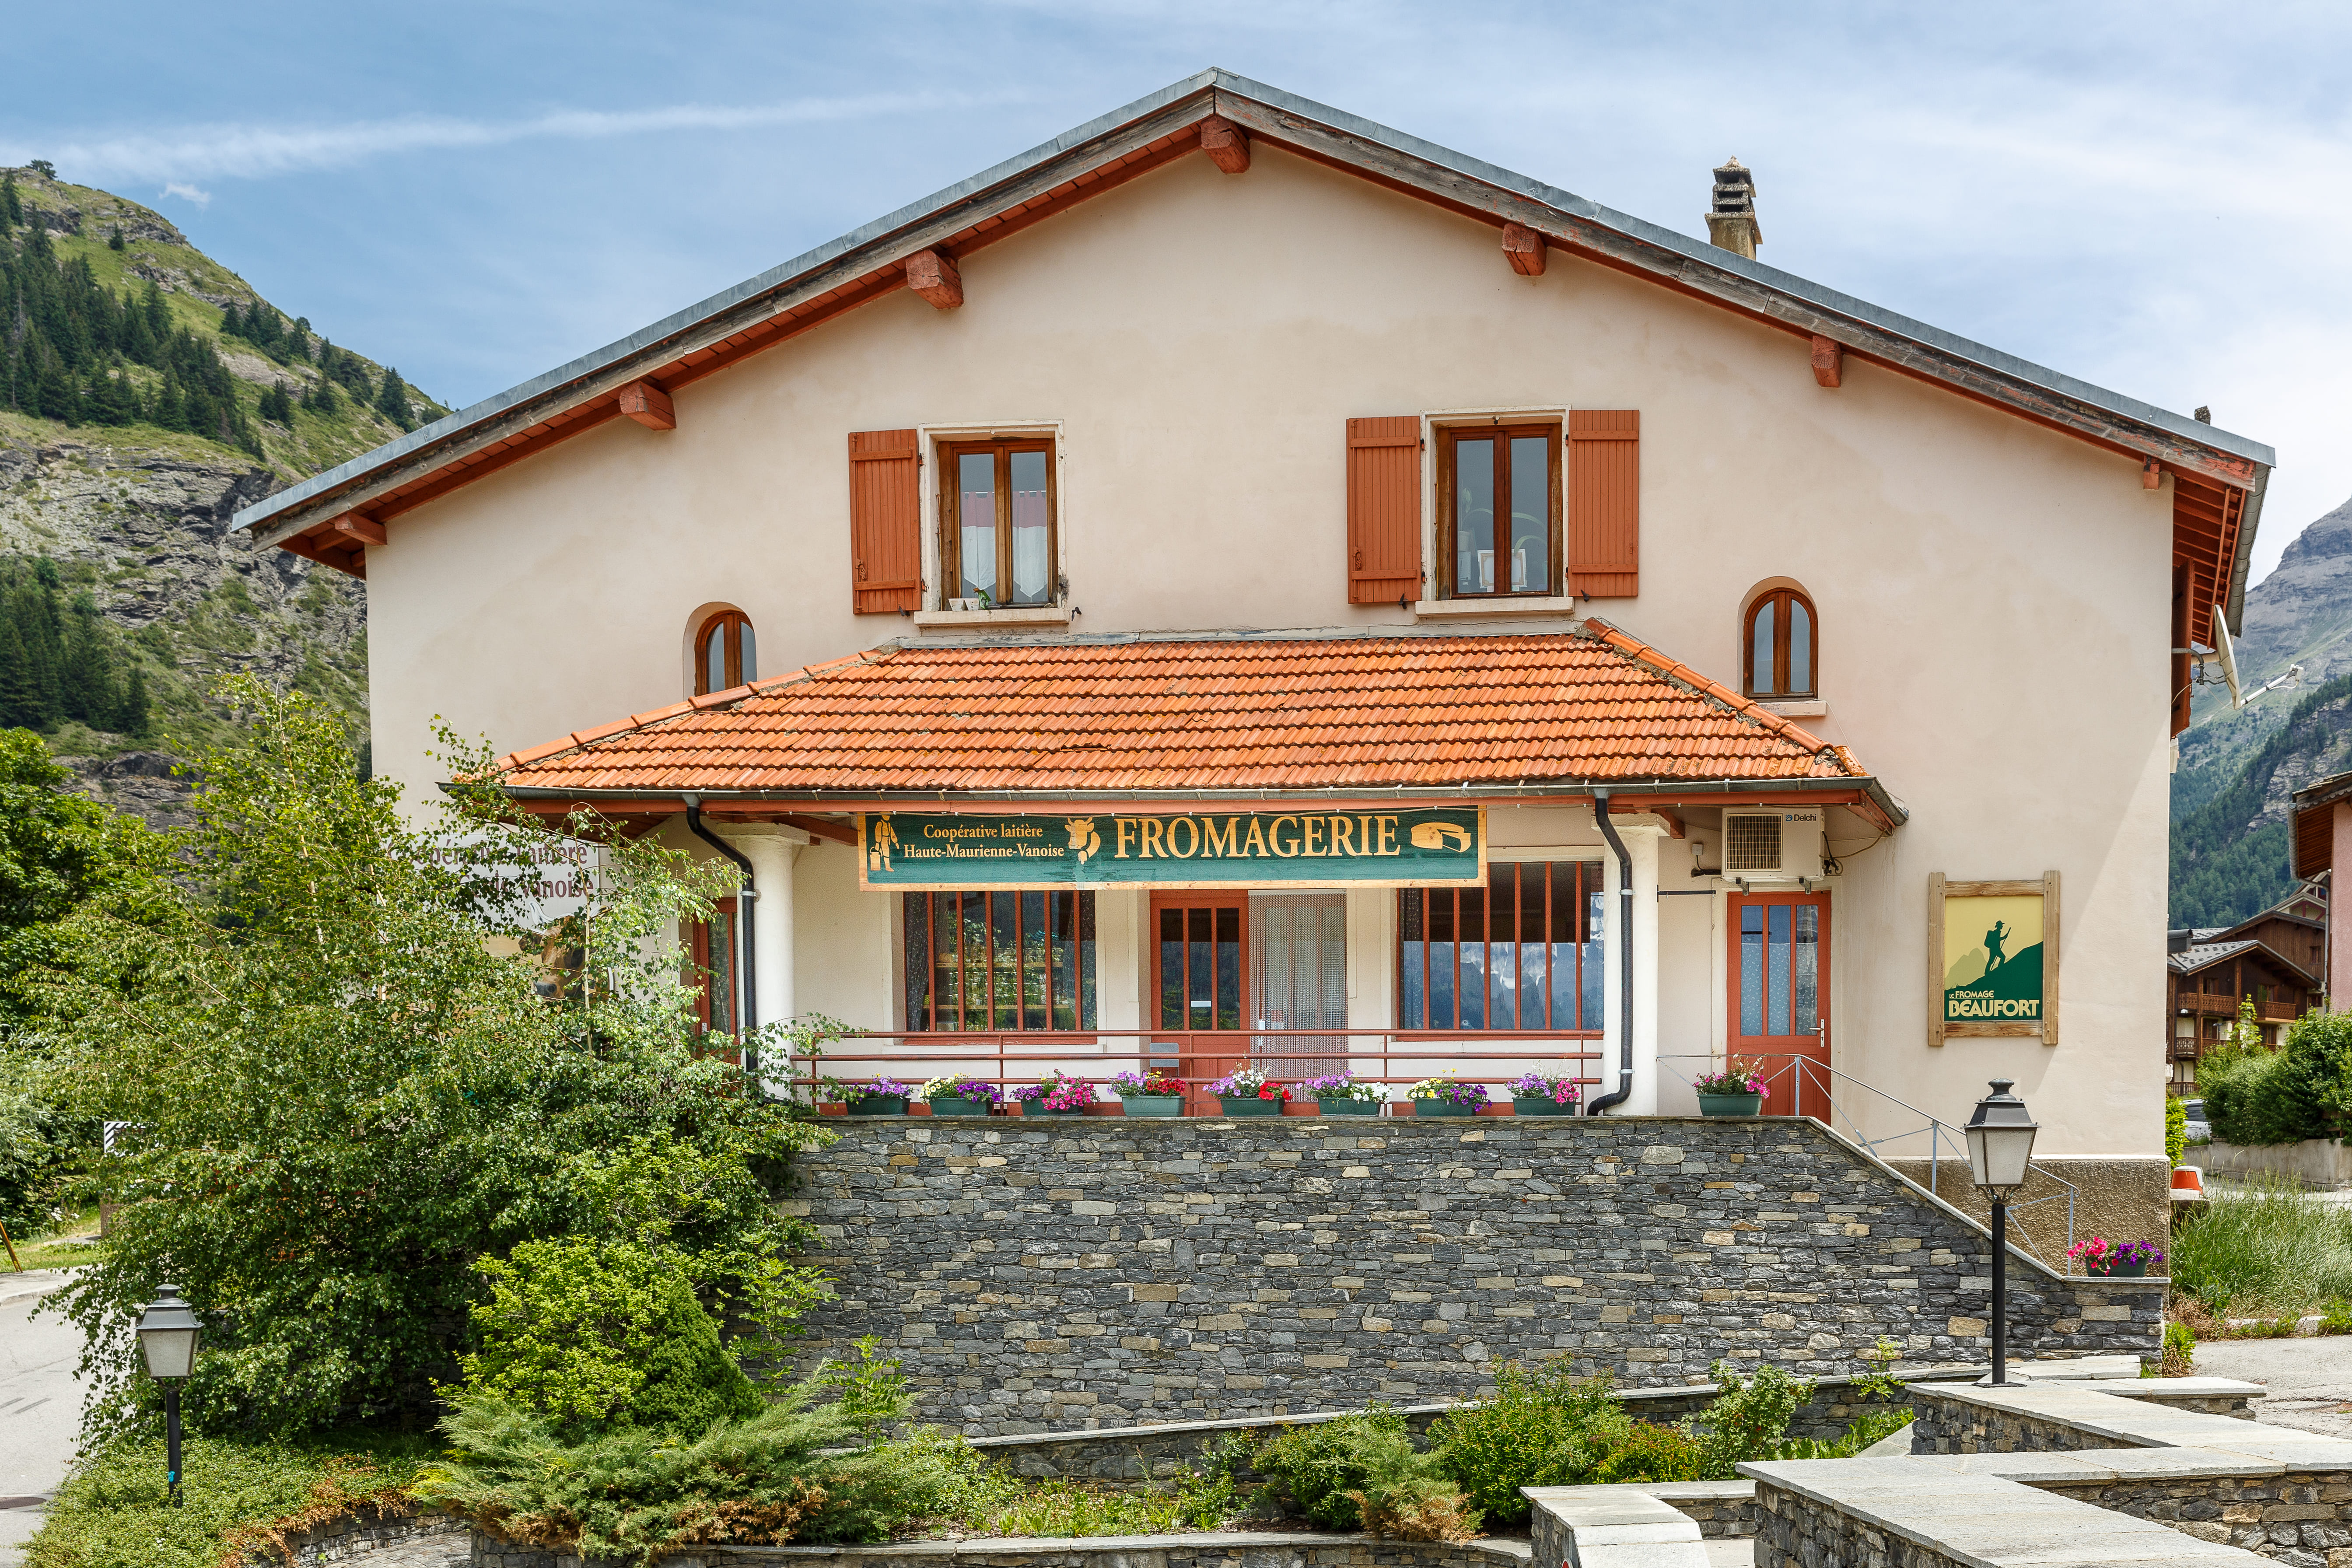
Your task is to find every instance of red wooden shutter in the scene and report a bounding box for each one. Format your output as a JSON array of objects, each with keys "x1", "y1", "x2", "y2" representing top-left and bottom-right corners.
[
  {"x1": 1568, "y1": 410, "x2": 1640, "y2": 598},
  {"x1": 848, "y1": 429, "x2": 922, "y2": 614},
  {"x1": 1346, "y1": 416, "x2": 1422, "y2": 605}
]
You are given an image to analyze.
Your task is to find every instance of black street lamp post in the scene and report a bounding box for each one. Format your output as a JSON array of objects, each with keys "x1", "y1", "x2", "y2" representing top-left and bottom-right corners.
[
  {"x1": 1964, "y1": 1079, "x2": 2040, "y2": 1387},
  {"x1": 133, "y1": 1284, "x2": 203, "y2": 1507}
]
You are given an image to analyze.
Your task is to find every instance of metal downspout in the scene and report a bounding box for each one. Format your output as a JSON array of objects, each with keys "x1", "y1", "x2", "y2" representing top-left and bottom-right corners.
[
  {"x1": 1588, "y1": 788, "x2": 1635, "y2": 1116},
  {"x1": 683, "y1": 796, "x2": 760, "y2": 1092}
]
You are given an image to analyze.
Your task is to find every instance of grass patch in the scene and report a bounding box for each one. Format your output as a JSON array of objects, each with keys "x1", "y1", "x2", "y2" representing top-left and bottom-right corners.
[
  {"x1": 2170, "y1": 1180, "x2": 2352, "y2": 1316},
  {"x1": 6, "y1": 1208, "x2": 100, "y2": 1272},
  {"x1": 25, "y1": 1428, "x2": 431, "y2": 1568}
]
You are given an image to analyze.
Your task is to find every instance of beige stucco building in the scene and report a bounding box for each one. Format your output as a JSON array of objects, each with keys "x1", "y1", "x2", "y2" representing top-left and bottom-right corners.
[{"x1": 237, "y1": 72, "x2": 2270, "y2": 1255}]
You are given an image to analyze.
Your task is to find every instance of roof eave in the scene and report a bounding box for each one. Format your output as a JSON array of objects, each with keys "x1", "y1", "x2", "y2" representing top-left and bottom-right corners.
[{"x1": 236, "y1": 67, "x2": 2273, "y2": 547}]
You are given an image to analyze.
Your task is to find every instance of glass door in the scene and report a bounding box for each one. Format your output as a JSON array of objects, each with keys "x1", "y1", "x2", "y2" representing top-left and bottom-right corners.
[
  {"x1": 1153, "y1": 893, "x2": 1246, "y2": 1111},
  {"x1": 1725, "y1": 892, "x2": 1830, "y2": 1118}
]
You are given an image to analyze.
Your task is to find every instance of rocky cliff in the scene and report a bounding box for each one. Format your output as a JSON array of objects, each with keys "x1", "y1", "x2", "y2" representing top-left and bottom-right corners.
[{"x1": 0, "y1": 167, "x2": 445, "y2": 824}]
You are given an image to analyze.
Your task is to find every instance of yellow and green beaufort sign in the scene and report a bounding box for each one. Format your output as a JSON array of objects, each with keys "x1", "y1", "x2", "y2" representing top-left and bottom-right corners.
[
  {"x1": 1942, "y1": 893, "x2": 2045, "y2": 1024},
  {"x1": 857, "y1": 807, "x2": 1484, "y2": 889}
]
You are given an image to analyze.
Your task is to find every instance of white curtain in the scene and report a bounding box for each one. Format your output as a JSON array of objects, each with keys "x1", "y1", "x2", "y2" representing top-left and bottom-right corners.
[{"x1": 1251, "y1": 892, "x2": 1347, "y2": 1077}]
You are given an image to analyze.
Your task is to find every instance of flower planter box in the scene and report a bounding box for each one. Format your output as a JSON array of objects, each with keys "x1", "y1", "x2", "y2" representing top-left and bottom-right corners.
[
  {"x1": 1317, "y1": 1099, "x2": 1381, "y2": 1116},
  {"x1": 1411, "y1": 1101, "x2": 1480, "y2": 1118},
  {"x1": 2093, "y1": 1261, "x2": 2150, "y2": 1278},
  {"x1": 1512, "y1": 1096, "x2": 1576, "y2": 1116},
  {"x1": 846, "y1": 1096, "x2": 907, "y2": 1117},
  {"x1": 1022, "y1": 1105, "x2": 1090, "y2": 1117},
  {"x1": 926, "y1": 1096, "x2": 994, "y2": 1117},
  {"x1": 1698, "y1": 1093, "x2": 1764, "y2": 1117},
  {"x1": 1118, "y1": 1095, "x2": 1184, "y2": 1117},
  {"x1": 1219, "y1": 1097, "x2": 1284, "y2": 1117}
]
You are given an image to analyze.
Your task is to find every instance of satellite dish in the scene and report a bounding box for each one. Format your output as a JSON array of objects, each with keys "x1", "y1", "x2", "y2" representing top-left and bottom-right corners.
[{"x1": 2213, "y1": 606, "x2": 2243, "y2": 708}]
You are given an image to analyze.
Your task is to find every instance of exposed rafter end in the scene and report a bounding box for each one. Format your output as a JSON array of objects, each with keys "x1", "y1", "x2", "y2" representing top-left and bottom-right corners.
[
  {"x1": 2143, "y1": 458, "x2": 2163, "y2": 490},
  {"x1": 619, "y1": 380, "x2": 676, "y2": 430},
  {"x1": 1200, "y1": 115, "x2": 1251, "y2": 174},
  {"x1": 1810, "y1": 335, "x2": 1843, "y2": 388},
  {"x1": 1502, "y1": 222, "x2": 1547, "y2": 276},
  {"x1": 906, "y1": 250, "x2": 964, "y2": 309},
  {"x1": 331, "y1": 511, "x2": 387, "y2": 546}
]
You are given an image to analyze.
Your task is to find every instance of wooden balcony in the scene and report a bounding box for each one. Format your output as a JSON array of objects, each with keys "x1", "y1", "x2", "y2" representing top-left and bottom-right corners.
[{"x1": 2176, "y1": 991, "x2": 2302, "y2": 1022}]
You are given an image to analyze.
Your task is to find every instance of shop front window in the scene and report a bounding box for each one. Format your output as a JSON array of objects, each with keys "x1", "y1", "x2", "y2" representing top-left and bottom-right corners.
[
  {"x1": 905, "y1": 890, "x2": 1095, "y2": 1031},
  {"x1": 1399, "y1": 860, "x2": 1603, "y2": 1030}
]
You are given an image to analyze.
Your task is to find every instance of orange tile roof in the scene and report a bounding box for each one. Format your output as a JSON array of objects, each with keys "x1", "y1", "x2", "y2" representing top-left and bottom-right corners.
[{"x1": 490, "y1": 622, "x2": 1885, "y2": 807}]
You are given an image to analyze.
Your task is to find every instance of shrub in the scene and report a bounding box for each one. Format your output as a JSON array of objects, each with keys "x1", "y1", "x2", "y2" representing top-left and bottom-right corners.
[
  {"x1": 25, "y1": 1429, "x2": 430, "y2": 1568},
  {"x1": 1253, "y1": 1410, "x2": 1474, "y2": 1538},
  {"x1": 457, "y1": 1239, "x2": 763, "y2": 1441},
  {"x1": 2166, "y1": 1093, "x2": 2188, "y2": 1168},
  {"x1": 1582, "y1": 1414, "x2": 1704, "y2": 1483},
  {"x1": 2202, "y1": 1008, "x2": 2352, "y2": 1147},
  {"x1": 425, "y1": 1375, "x2": 912, "y2": 1566},
  {"x1": 1432, "y1": 1360, "x2": 1620, "y2": 1522},
  {"x1": 1692, "y1": 1361, "x2": 1813, "y2": 1480}
]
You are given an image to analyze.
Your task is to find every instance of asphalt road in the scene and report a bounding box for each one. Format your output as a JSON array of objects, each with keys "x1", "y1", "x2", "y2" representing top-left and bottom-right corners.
[
  {"x1": 0, "y1": 1273, "x2": 90, "y2": 1568},
  {"x1": 2196, "y1": 1334, "x2": 2352, "y2": 1438}
]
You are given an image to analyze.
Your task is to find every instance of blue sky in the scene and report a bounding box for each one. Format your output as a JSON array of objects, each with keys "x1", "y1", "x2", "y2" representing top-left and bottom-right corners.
[{"x1": 10, "y1": 1, "x2": 2348, "y2": 578}]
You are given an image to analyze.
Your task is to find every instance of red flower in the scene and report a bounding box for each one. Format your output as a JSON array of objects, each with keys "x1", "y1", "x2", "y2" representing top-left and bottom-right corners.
[{"x1": 1258, "y1": 1084, "x2": 1286, "y2": 1101}]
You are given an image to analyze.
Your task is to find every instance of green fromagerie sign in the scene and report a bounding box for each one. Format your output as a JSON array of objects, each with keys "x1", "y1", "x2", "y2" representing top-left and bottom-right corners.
[{"x1": 856, "y1": 808, "x2": 1485, "y2": 889}]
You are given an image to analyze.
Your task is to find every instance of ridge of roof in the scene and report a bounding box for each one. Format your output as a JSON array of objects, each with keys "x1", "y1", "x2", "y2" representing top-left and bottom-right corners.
[
  {"x1": 2170, "y1": 935, "x2": 2320, "y2": 990},
  {"x1": 236, "y1": 66, "x2": 2272, "y2": 547}
]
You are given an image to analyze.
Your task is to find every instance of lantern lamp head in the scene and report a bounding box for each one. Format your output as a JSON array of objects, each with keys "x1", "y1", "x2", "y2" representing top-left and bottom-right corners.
[
  {"x1": 135, "y1": 1284, "x2": 203, "y2": 1380},
  {"x1": 1964, "y1": 1078, "x2": 2040, "y2": 1201}
]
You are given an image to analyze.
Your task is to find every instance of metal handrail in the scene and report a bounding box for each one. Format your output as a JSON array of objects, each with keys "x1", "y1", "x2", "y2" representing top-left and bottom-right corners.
[
  {"x1": 1659, "y1": 1052, "x2": 2077, "y2": 1269},
  {"x1": 784, "y1": 1027, "x2": 1603, "y2": 1115}
]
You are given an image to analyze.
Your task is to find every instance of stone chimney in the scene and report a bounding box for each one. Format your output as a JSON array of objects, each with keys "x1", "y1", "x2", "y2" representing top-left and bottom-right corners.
[{"x1": 1706, "y1": 158, "x2": 1760, "y2": 259}]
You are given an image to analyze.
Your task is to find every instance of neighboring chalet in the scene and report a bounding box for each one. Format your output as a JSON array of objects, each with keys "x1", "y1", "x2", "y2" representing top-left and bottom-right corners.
[
  {"x1": 2166, "y1": 885, "x2": 2328, "y2": 1088},
  {"x1": 229, "y1": 70, "x2": 2272, "y2": 1234}
]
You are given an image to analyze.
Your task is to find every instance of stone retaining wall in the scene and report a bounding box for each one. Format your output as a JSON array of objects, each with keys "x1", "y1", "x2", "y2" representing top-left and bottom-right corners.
[
  {"x1": 242, "y1": 1507, "x2": 464, "y2": 1565},
  {"x1": 2041, "y1": 1472, "x2": 2352, "y2": 1561},
  {"x1": 1906, "y1": 1382, "x2": 2259, "y2": 1456},
  {"x1": 470, "y1": 1531, "x2": 1527, "y2": 1568},
  {"x1": 789, "y1": 1117, "x2": 2160, "y2": 1435}
]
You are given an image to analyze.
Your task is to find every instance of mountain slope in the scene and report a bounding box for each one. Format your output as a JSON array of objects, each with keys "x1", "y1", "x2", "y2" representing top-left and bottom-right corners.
[
  {"x1": 0, "y1": 165, "x2": 443, "y2": 820},
  {"x1": 2171, "y1": 668, "x2": 2352, "y2": 926}
]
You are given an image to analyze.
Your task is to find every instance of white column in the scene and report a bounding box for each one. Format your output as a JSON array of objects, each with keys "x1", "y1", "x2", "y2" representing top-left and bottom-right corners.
[
  {"x1": 1603, "y1": 817, "x2": 1669, "y2": 1115},
  {"x1": 719, "y1": 824, "x2": 808, "y2": 1034}
]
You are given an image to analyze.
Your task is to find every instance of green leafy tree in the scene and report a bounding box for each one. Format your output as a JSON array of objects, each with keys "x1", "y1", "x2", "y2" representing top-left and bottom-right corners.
[
  {"x1": 107, "y1": 226, "x2": 125, "y2": 252},
  {"x1": 35, "y1": 679, "x2": 832, "y2": 1439}
]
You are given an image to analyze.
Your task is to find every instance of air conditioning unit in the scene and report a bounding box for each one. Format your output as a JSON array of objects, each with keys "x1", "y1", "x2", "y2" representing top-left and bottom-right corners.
[{"x1": 1720, "y1": 808, "x2": 1825, "y2": 882}]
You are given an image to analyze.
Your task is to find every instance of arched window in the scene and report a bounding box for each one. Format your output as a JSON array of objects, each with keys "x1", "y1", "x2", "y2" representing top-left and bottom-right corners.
[
  {"x1": 1743, "y1": 588, "x2": 1816, "y2": 699},
  {"x1": 694, "y1": 610, "x2": 756, "y2": 696}
]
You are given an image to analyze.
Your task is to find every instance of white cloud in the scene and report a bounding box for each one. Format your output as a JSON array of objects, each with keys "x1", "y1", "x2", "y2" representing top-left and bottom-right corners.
[
  {"x1": 158, "y1": 182, "x2": 210, "y2": 207},
  {"x1": 10, "y1": 90, "x2": 1027, "y2": 187}
]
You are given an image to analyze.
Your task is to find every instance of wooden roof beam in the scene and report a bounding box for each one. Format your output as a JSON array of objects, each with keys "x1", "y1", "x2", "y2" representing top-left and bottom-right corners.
[
  {"x1": 1502, "y1": 222, "x2": 1547, "y2": 276},
  {"x1": 330, "y1": 511, "x2": 387, "y2": 546},
  {"x1": 1200, "y1": 115, "x2": 1250, "y2": 173},
  {"x1": 906, "y1": 250, "x2": 964, "y2": 309},
  {"x1": 1811, "y1": 336, "x2": 1843, "y2": 388},
  {"x1": 619, "y1": 380, "x2": 676, "y2": 430}
]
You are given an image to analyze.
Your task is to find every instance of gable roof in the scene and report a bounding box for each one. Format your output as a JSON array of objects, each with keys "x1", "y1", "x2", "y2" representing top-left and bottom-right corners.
[
  {"x1": 485, "y1": 620, "x2": 1903, "y2": 830},
  {"x1": 2169, "y1": 936, "x2": 2319, "y2": 990},
  {"x1": 234, "y1": 70, "x2": 2270, "y2": 645}
]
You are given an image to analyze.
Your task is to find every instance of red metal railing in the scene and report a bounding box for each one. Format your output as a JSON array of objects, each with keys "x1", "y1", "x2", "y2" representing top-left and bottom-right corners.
[{"x1": 787, "y1": 1027, "x2": 1601, "y2": 1116}]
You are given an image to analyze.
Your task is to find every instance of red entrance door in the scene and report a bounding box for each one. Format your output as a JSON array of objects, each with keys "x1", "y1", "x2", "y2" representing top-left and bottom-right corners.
[
  {"x1": 1152, "y1": 893, "x2": 1247, "y2": 1112},
  {"x1": 1726, "y1": 891, "x2": 1830, "y2": 1119}
]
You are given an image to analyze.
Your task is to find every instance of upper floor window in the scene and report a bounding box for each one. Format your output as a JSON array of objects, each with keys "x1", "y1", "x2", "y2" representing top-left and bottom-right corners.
[
  {"x1": 1440, "y1": 424, "x2": 1559, "y2": 597},
  {"x1": 695, "y1": 610, "x2": 756, "y2": 695},
  {"x1": 943, "y1": 438, "x2": 1055, "y2": 608},
  {"x1": 1743, "y1": 588, "x2": 1815, "y2": 699}
]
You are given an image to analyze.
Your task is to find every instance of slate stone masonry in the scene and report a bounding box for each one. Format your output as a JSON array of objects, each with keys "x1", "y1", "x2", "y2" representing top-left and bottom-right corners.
[{"x1": 786, "y1": 1116, "x2": 2159, "y2": 1435}]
